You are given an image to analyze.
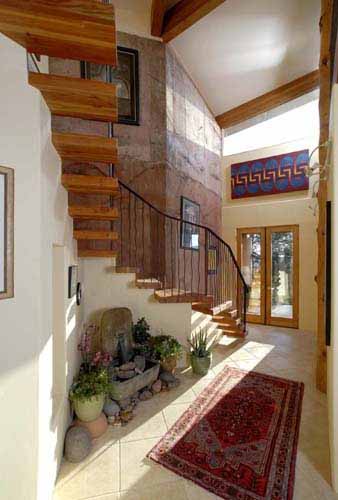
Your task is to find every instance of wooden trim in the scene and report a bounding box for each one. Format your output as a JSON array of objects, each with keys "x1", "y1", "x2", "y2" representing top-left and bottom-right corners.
[
  {"x1": 162, "y1": 0, "x2": 226, "y2": 43},
  {"x1": 237, "y1": 227, "x2": 266, "y2": 325},
  {"x1": 0, "y1": 166, "x2": 14, "y2": 300},
  {"x1": 316, "y1": 0, "x2": 334, "y2": 393},
  {"x1": 151, "y1": 0, "x2": 168, "y2": 37},
  {"x1": 216, "y1": 71, "x2": 320, "y2": 129},
  {"x1": 265, "y1": 225, "x2": 299, "y2": 329}
]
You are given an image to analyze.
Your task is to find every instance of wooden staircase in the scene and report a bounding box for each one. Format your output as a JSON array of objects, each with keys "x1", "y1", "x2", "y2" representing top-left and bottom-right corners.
[{"x1": 0, "y1": 0, "x2": 248, "y2": 337}]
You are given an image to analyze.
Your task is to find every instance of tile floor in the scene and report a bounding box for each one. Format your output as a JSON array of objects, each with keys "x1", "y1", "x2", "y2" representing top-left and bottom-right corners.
[{"x1": 54, "y1": 324, "x2": 338, "y2": 500}]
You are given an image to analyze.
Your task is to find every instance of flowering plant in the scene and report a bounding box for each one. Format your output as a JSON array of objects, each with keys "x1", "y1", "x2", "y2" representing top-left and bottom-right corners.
[{"x1": 69, "y1": 324, "x2": 113, "y2": 402}]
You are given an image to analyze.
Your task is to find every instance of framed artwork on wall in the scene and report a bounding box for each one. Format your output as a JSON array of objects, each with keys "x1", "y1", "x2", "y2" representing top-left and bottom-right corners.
[
  {"x1": 68, "y1": 266, "x2": 78, "y2": 299},
  {"x1": 180, "y1": 197, "x2": 200, "y2": 250},
  {"x1": 231, "y1": 149, "x2": 310, "y2": 199},
  {"x1": 81, "y1": 46, "x2": 140, "y2": 126},
  {"x1": 0, "y1": 166, "x2": 14, "y2": 300}
]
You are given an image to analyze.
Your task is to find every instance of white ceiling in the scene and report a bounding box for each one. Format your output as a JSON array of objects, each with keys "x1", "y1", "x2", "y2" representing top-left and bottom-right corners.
[{"x1": 113, "y1": 0, "x2": 321, "y2": 116}]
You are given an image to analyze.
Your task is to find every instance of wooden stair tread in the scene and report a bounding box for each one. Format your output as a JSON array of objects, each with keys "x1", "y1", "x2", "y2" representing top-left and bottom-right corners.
[
  {"x1": 62, "y1": 174, "x2": 119, "y2": 195},
  {"x1": 192, "y1": 300, "x2": 232, "y2": 316},
  {"x1": 220, "y1": 327, "x2": 247, "y2": 339},
  {"x1": 29, "y1": 73, "x2": 117, "y2": 122},
  {"x1": 136, "y1": 279, "x2": 162, "y2": 290},
  {"x1": 155, "y1": 290, "x2": 214, "y2": 304},
  {"x1": 69, "y1": 206, "x2": 119, "y2": 221},
  {"x1": 53, "y1": 132, "x2": 118, "y2": 164},
  {"x1": 0, "y1": 0, "x2": 117, "y2": 65},
  {"x1": 78, "y1": 249, "x2": 118, "y2": 258},
  {"x1": 74, "y1": 230, "x2": 118, "y2": 241}
]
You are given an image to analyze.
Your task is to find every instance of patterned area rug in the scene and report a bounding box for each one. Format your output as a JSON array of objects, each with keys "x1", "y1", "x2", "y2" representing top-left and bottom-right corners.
[{"x1": 148, "y1": 367, "x2": 304, "y2": 499}]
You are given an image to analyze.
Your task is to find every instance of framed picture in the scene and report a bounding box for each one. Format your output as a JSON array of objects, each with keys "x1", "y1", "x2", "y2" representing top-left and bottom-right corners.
[
  {"x1": 68, "y1": 266, "x2": 78, "y2": 299},
  {"x1": 81, "y1": 46, "x2": 140, "y2": 126},
  {"x1": 180, "y1": 197, "x2": 200, "y2": 250},
  {"x1": 208, "y1": 247, "x2": 218, "y2": 275},
  {"x1": 0, "y1": 166, "x2": 14, "y2": 300}
]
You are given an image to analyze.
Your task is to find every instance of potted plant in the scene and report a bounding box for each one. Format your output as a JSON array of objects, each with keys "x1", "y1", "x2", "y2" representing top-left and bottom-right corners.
[
  {"x1": 189, "y1": 328, "x2": 215, "y2": 376},
  {"x1": 132, "y1": 317, "x2": 151, "y2": 345},
  {"x1": 151, "y1": 334, "x2": 182, "y2": 373},
  {"x1": 69, "y1": 325, "x2": 112, "y2": 422}
]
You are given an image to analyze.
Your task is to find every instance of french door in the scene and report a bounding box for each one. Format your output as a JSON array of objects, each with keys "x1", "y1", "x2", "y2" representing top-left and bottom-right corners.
[{"x1": 237, "y1": 225, "x2": 299, "y2": 328}]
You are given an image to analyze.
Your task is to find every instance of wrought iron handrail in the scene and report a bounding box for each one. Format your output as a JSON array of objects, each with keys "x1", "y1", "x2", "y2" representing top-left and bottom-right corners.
[
  {"x1": 118, "y1": 179, "x2": 247, "y2": 290},
  {"x1": 115, "y1": 178, "x2": 249, "y2": 332}
]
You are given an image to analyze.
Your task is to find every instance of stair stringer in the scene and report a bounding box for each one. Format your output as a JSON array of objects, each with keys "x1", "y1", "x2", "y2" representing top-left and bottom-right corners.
[{"x1": 81, "y1": 259, "x2": 224, "y2": 366}]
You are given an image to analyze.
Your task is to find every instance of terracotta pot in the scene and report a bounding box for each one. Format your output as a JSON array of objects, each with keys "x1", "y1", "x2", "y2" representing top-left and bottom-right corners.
[
  {"x1": 74, "y1": 412, "x2": 108, "y2": 439},
  {"x1": 161, "y1": 355, "x2": 178, "y2": 374},
  {"x1": 73, "y1": 394, "x2": 105, "y2": 422},
  {"x1": 190, "y1": 353, "x2": 212, "y2": 376}
]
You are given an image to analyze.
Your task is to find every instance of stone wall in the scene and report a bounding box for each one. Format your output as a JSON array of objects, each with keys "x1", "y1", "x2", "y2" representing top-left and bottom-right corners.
[{"x1": 165, "y1": 47, "x2": 222, "y2": 233}]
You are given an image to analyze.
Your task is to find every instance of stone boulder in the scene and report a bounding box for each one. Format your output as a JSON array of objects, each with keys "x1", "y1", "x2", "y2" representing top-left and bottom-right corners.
[{"x1": 64, "y1": 426, "x2": 92, "y2": 463}]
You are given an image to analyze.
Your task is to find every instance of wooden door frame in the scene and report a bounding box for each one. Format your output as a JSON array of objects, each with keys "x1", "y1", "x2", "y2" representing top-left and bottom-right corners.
[
  {"x1": 265, "y1": 225, "x2": 299, "y2": 329},
  {"x1": 237, "y1": 227, "x2": 266, "y2": 324}
]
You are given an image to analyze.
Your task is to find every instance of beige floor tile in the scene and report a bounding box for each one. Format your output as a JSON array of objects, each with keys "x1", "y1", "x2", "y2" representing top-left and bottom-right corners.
[
  {"x1": 120, "y1": 438, "x2": 178, "y2": 491},
  {"x1": 85, "y1": 495, "x2": 120, "y2": 500},
  {"x1": 184, "y1": 480, "x2": 223, "y2": 499},
  {"x1": 120, "y1": 409, "x2": 167, "y2": 443},
  {"x1": 84, "y1": 443, "x2": 120, "y2": 497},
  {"x1": 163, "y1": 402, "x2": 190, "y2": 428},
  {"x1": 120, "y1": 480, "x2": 188, "y2": 500}
]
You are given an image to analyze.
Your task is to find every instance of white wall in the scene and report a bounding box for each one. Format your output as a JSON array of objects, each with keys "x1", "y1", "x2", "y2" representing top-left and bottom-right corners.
[
  {"x1": 0, "y1": 35, "x2": 82, "y2": 500},
  {"x1": 82, "y1": 262, "x2": 222, "y2": 365},
  {"x1": 328, "y1": 84, "x2": 338, "y2": 492},
  {"x1": 222, "y1": 137, "x2": 318, "y2": 333}
]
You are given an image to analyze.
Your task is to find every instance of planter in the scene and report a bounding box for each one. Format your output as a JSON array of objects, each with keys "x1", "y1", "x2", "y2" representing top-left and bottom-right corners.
[
  {"x1": 161, "y1": 355, "x2": 178, "y2": 374},
  {"x1": 73, "y1": 393, "x2": 105, "y2": 422},
  {"x1": 190, "y1": 353, "x2": 212, "y2": 376},
  {"x1": 110, "y1": 360, "x2": 160, "y2": 401}
]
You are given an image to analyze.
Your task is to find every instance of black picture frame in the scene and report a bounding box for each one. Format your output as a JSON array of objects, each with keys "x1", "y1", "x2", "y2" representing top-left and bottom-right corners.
[
  {"x1": 81, "y1": 46, "x2": 140, "y2": 126},
  {"x1": 180, "y1": 197, "x2": 200, "y2": 251},
  {"x1": 68, "y1": 266, "x2": 78, "y2": 299}
]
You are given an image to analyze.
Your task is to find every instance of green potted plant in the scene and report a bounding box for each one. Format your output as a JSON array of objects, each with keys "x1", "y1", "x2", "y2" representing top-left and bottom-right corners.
[
  {"x1": 151, "y1": 334, "x2": 182, "y2": 373},
  {"x1": 132, "y1": 317, "x2": 151, "y2": 345},
  {"x1": 69, "y1": 325, "x2": 112, "y2": 422},
  {"x1": 189, "y1": 328, "x2": 215, "y2": 376}
]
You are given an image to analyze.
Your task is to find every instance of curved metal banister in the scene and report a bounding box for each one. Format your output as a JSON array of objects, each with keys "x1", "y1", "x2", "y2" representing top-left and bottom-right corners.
[{"x1": 117, "y1": 178, "x2": 248, "y2": 292}]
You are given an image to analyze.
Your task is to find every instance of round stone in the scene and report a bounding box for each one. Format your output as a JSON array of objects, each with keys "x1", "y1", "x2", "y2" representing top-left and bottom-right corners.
[
  {"x1": 64, "y1": 426, "x2": 92, "y2": 463},
  {"x1": 103, "y1": 399, "x2": 120, "y2": 417},
  {"x1": 151, "y1": 379, "x2": 162, "y2": 394}
]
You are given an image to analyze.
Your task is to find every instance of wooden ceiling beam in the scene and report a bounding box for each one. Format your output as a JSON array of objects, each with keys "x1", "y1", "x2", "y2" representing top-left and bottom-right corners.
[
  {"x1": 216, "y1": 70, "x2": 320, "y2": 129},
  {"x1": 162, "y1": 0, "x2": 226, "y2": 43},
  {"x1": 151, "y1": 0, "x2": 168, "y2": 37}
]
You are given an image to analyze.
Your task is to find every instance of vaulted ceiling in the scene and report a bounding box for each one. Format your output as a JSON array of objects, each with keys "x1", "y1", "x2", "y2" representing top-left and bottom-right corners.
[{"x1": 113, "y1": 0, "x2": 321, "y2": 123}]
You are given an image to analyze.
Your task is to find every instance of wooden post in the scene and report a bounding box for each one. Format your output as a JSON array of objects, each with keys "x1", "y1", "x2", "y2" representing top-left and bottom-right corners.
[{"x1": 317, "y1": 0, "x2": 334, "y2": 393}]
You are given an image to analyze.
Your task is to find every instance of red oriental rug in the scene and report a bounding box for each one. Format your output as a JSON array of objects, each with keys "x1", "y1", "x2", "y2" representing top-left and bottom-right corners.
[{"x1": 148, "y1": 367, "x2": 304, "y2": 500}]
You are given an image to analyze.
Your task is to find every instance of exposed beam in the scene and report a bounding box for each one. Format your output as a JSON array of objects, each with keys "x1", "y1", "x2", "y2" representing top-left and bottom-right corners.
[
  {"x1": 151, "y1": 0, "x2": 168, "y2": 37},
  {"x1": 216, "y1": 70, "x2": 320, "y2": 129},
  {"x1": 162, "y1": 0, "x2": 226, "y2": 43},
  {"x1": 316, "y1": 0, "x2": 334, "y2": 393}
]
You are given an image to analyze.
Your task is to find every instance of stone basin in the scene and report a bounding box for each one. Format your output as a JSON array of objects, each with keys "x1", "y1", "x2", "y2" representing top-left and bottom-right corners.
[{"x1": 110, "y1": 359, "x2": 160, "y2": 401}]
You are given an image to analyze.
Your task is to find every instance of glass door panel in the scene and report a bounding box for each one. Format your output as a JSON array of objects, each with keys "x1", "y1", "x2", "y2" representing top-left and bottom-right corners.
[
  {"x1": 237, "y1": 228, "x2": 265, "y2": 324},
  {"x1": 266, "y1": 226, "x2": 299, "y2": 328}
]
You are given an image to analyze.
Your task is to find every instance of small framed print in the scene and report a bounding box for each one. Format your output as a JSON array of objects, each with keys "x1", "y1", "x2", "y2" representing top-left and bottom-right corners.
[
  {"x1": 81, "y1": 46, "x2": 140, "y2": 126},
  {"x1": 208, "y1": 247, "x2": 218, "y2": 275},
  {"x1": 180, "y1": 197, "x2": 200, "y2": 251},
  {"x1": 0, "y1": 166, "x2": 14, "y2": 300},
  {"x1": 68, "y1": 266, "x2": 78, "y2": 299}
]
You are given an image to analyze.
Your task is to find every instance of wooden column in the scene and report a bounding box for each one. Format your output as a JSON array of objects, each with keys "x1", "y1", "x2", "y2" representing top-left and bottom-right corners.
[{"x1": 317, "y1": 0, "x2": 334, "y2": 393}]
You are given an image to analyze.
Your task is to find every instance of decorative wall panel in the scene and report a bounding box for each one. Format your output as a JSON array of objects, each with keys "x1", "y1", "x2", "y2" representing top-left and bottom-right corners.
[{"x1": 231, "y1": 150, "x2": 309, "y2": 199}]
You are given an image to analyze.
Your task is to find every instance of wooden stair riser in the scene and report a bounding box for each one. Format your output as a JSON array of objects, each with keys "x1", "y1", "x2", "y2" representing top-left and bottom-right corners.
[
  {"x1": 135, "y1": 280, "x2": 162, "y2": 290},
  {"x1": 69, "y1": 206, "x2": 119, "y2": 221},
  {"x1": 78, "y1": 249, "x2": 118, "y2": 258},
  {"x1": 74, "y1": 230, "x2": 118, "y2": 241},
  {"x1": 0, "y1": 0, "x2": 117, "y2": 65},
  {"x1": 62, "y1": 174, "x2": 119, "y2": 196},
  {"x1": 29, "y1": 73, "x2": 117, "y2": 122},
  {"x1": 53, "y1": 133, "x2": 118, "y2": 164}
]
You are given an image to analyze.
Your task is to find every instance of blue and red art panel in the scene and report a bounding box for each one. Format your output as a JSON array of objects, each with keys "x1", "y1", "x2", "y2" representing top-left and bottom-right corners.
[{"x1": 231, "y1": 149, "x2": 309, "y2": 199}]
